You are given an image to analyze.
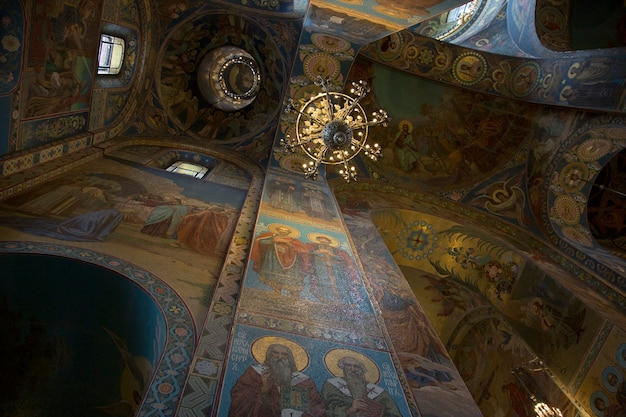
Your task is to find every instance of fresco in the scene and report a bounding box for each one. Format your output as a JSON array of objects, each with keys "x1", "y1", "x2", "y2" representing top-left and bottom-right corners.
[
  {"x1": 0, "y1": 0, "x2": 25, "y2": 154},
  {"x1": 456, "y1": 5, "x2": 531, "y2": 57},
  {"x1": 0, "y1": 254, "x2": 165, "y2": 417},
  {"x1": 341, "y1": 209, "x2": 482, "y2": 417},
  {"x1": 248, "y1": 217, "x2": 369, "y2": 308},
  {"x1": 310, "y1": 0, "x2": 464, "y2": 34},
  {"x1": 305, "y1": 4, "x2": 393, "y2": 44},
  {"x1": 535, "y1": 0, "x2": 572, "y2": 51},
  {"x1": 262, "y1": 174, "x2": 339, "y2": 225},
  {"x1": 378, "y1": 211, "x2": 600, "y2": 384},
  {"x1": 332, "y1": 185, "x2": 613, "y2": 417},
  {"x1": 2, "y1": 0, "x2": 626, "y2": 416},
  {"x1": 577, "y1": 327, "x2": 626, "y2": 417},
  {"x1": 0, "y1": 156, "x2": 246, "y2": 331},
  {"x1": 19, "y1": 112, "x2": 89, "y2": 148},
  {"x1": 362, "y1": 30, "x2": 626, "y2": 114},
  {"x1": 240, "y1": 212, "x2": 378, "y2": 335},
  {"x1": 349, "y1": 58, "x2": 534, "y2": 190},
  {"x1": 400, "y1": 264, "x2": 488, "y2": 339},
  {"x1": 0, "y1": 0, "x2": 23, "y2": 94},
  {"x1": 23, "y1": 0, "x2": 101, "y2": 118},
  {"x1": 463, "y1": 165, "x2": 532, "y2": 228},
  {"x1": 216, "y1": 325, "x2": 412, "y2": 417}
]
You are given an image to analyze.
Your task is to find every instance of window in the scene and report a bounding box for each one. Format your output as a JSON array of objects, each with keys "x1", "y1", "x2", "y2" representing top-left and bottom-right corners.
[
  {"x1": 98, "y1": 34, "x2": 125, "y2": 75},
  {"x1": 445, "y1": 1, "x2": 476, "y2": 25},
  {"x1": 419, "y1": 0, "x2": 478, "y2": 40},
  {"x1": 166, "y1": 161, "x2": 210, "y2": 179}
]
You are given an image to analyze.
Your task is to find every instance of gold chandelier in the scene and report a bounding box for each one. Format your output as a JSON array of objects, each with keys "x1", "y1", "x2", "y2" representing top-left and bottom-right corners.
[{"x1": 279, "y1": 76, "x2": 390, "y2": 182}]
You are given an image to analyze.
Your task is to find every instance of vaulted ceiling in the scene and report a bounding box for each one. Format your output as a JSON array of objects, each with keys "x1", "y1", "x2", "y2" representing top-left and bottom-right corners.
[{"x1": 1, "y1": 0, "x2": 625, "y2": 416}]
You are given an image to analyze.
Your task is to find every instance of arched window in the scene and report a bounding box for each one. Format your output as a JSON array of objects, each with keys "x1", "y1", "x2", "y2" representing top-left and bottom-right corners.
[
  {"x1": 166, "y1": 161, "x2": 210, "y2": 179},
  {"x1": 436, "y1": 1, "x2": 477, "y2": 39},
  {"x1": 445, "y1": 1, "x2": 476, "y2": 26},
  {"x1": 98, "y1": 34, "x2": 125, "y2": 75},
  {"x1": 417, "y1": 0, "x2": 479, "y2": 41}
]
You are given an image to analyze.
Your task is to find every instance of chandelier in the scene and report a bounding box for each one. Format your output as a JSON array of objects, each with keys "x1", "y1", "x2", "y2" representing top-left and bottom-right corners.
[
  {"x1": 279, "y1": 76, "x2": 390, "y2": 182},
  {"x1": 511, "y1": 359, "x2": 564, "y2": 417}
]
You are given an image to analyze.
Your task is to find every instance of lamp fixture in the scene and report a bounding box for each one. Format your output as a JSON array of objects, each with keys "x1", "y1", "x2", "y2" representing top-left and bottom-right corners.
[
  {"x1": 511, "y1": 358, "x2": 564, "y2": 417},
  {"x1": 279, "y1": 75, "x2": 390, "y2": 182},
  {"x1": 533, "y1": 401, "x2": 563, "y2": 417}
]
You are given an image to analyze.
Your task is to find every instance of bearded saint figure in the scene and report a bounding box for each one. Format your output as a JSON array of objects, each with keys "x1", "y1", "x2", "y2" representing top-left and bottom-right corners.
[
  {"x1": 229, "y1": 343, "x2": 327, "y2": 417},
  {"x1": 322, "y1": 355, "x2": 402, "y2": 417}
]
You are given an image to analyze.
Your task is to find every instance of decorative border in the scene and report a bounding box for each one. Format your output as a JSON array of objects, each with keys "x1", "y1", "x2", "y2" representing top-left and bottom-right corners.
[{"x1": 363, "y1": 31, "x2": 626, "y2": 112}]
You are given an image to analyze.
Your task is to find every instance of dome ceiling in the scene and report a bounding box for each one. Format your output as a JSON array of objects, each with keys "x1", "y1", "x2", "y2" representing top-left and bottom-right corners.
[{"x1": 156, "y1": 13, "x2": 287, "y2": 144}]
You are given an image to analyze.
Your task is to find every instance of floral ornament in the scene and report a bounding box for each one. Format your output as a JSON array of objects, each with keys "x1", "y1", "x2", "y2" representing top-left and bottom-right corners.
[{"x1": 2, "y1": 34, "x2": 19, "y2": 52}]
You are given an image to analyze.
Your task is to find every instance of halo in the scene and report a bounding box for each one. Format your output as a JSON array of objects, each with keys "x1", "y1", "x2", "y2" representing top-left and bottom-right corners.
[
  {"x1": 590, "y1": 390, "x2": 610, "y2": 416},
  {"x1": 250, "y1": 336, "x2": 310, "y2": 372},
  {"x1": 398, "y1": 120, "x2": 413, "y2": 133},
  {"x1": 617, "y1": 343, "x2": 626, "y2": 368},
  {"x1": 307, "y1": 232, "x2": 340, "y2": 247},
  {"x1": 324, "y1": 348, "x2": 380, "y2": 383},
  {"x1": 602, "y1": 366, "x2": 623, "y2": 392},
  {"x1": 267, "y1": 223, "x2": 301, "y2": 238}
]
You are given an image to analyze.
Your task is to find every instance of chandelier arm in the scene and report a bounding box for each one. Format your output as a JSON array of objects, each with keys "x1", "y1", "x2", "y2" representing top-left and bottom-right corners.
[
  {"x1": 349, "y1": 137, "x2": 382, "y2": 161},
  {"x1": 339, "y1": 158, "x2": 356, "y2": 182},
  {"x1": 315, "y1": 76, "x2": 335, "y2": 118},
  {"x1": 293, "y1": 107, "x2": 329, "y2": 127},
  {"x1": 349, "y1": 121, "x2": 376, "y2": 130},
  {"x1": 341, "y1": 158, "x2": 350, "y2": 172},
  {"x1": 286, "y1": 98, "x2": 330, "y2": 127},
  {"x1": 336, "y1": 96, "x2": 365, "y2": 121},
  {"x1": 304, "y1": 146, "x2": 328, "y2": 179},
  {"x1": 322, "y1": 89, "x2": 335, "y2": 120},
  {"x1": 336, "y1": 81, "x2": 369, "y2": 119},
  {"x1": 349, "y1": 137, "x2": 367, "y2": 149},
  {"x1": 280, "y1": 140, "x2": 300, "y2": 152},
  {"x1": 294, "y1": 134, "x2": 323, "y2": 148},
  {"x1": 349, "y1": 114, "x2": 390, "y2": 130}
]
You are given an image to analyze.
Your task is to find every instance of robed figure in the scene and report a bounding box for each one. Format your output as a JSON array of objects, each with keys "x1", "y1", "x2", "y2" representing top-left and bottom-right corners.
[
  {"x1": 250, "y1": 224, "x2": 308, "y2": 297},
  {"x1": 229, "y1": 338, "x2": 327, "y2": 417},
  {"x1": 322, "y1": 350, "x2": 402, "y2": 417},
  {"x1": 306, "y1": 233, "x2": 364, "y2": 305}
]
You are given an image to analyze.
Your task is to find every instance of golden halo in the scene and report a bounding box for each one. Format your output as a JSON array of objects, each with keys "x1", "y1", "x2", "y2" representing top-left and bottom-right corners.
[
  {"x1": 324, "y1": 348, "x2": 380, "y2": 383},
  {"x1": 267, "y1": 223, "x2": 301, "y2": 238},
  {"x1": 398, "y1": 120, "x2": 414, "y2": 133},
  {"x1": 250, "y1": 336, "x2": 310, "y2": 372},
  {"x1": 307, "y1": 232, "x2": 340, "y2": 247}
]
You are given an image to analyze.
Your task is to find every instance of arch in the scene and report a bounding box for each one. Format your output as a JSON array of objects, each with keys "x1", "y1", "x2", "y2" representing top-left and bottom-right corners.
[
  {"x1": 544, "y1": 119, "x2": 626, "y2": 297},
  {"x1": 0, "y1": 241, "x2": 196, "y2": 416},
  {"x1": 446, "y1": 307, "x2": 586, "y2": 414}
]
